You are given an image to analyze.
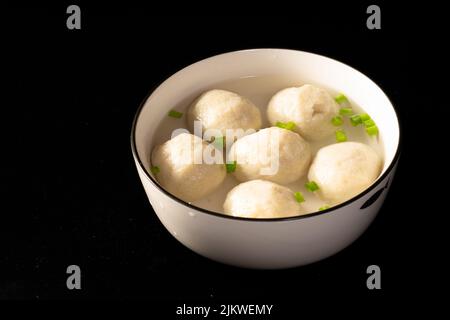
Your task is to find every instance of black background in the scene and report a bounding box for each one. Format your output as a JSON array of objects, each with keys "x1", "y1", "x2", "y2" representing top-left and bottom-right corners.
[{"x1": 2, "y1": 0, "x2": 425, "y2": 313}]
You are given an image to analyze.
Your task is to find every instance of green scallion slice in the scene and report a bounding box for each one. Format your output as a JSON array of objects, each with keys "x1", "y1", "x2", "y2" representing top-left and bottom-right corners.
[
  {"x1": 366, "y1": 125, "x2": 379, "y2": 136},
  {"x1": 319, "y1": 205, "x2": 330, "y2": 211},
  {"x1": 305, "y1": 181, "x2": 320, "y2": 192},
  {"x1": 226, "y1": 161, "x2": 237, "y2": 173},
  {"x1": 150, "y1": 166, "x2": 160, "y2": 174},
  {"x1": 331, "y1": 115, "x2": 343, "y2": 126},
  {"x1": 360, "y1": 113, "x2": 370, "y2": 122},
  {"x1": 335, "y1": 129, "x2": 347, "y2": 142},
  {"x1": 276, "y1": 121, "x2": 296, "y2": 131},
  {"x1": 350, "y1": 114, "x2": 362, "y2": 126},
  {"x1": 168, "y1": 110, "x2": 183, "y2": 118},
  {"x1": 212, "y1": 136, "x2": 225, "y2": 150},
  {"x1": 294, "y1": 191, "x2": 305, "y2": 203},
  {"x1": 339, "y1": 108, "x2": 353, "y2": 116},
  {"x1": 363, "y1": 119, "x2": 376, "y2": 128},
  {"x1": 334, "y1": 93, "x2": 349, "y2": 105}
]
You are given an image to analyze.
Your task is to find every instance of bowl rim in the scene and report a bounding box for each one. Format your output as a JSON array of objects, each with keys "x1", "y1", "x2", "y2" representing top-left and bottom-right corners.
[{"x1": 130, "y1": 48, "x2": 402, "y2": 222}]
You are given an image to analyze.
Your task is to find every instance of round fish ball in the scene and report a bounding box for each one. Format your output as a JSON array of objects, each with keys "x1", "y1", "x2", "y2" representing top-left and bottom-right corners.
[
  {"x1": 187, "y1": 89, "x2": 262, "y2": 136},
  {"x1": 308, "y1": 142, "x2": 382, "y2": 204},
  {"x1": 224, "y1": 180, "x2": 304, "y2": 218},
  {"x1": 229, "y1": 127, "x2": 311, "y2": 184},
  {"x1": 267, "y1": 84, "x2": 340, "y2": 141},
  {"x1": 151, "y1": 133, "x2": 226, "y2": 203}
]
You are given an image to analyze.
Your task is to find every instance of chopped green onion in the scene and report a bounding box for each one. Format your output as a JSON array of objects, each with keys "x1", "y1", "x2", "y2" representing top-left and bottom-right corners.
[
  {"x1": 168, "y1": 110, "x2": 183, "y2": 118},
  {"x1": 350, "y1": 115, "x2": 362, "y2": 126},
  {"x1": 212, "y1": 136, "x2": 224, "y2": 150},
  {"x1": 305, "y1": 181, "x2": 320, "y2": 192},
  {"x1": 366, "y1": 125, "x2": 379, "y2": 136},
  {"x1": 226, "y1": 161, "x2": 237, "y2": 173},
  {"x1": 294, "y1": 191, "x2": 305, "y2": 203},
  {"x1": 318, "y1": 205, "x2": 330, "y2": 211},
  {"x1": 363, "y1": 119, "x2": 376, "y2": 127},
  {"x1": 334, "y1": 93, "x2": 349, "y2": 105},
  {"x1": 150, "y1": 166, "x2": 160, "y2": 174},
  {"x1": 360, "y1": 113, "x2": 370, "y2": 122},
  {"x1": 339, "y1": 108, "x2": 353, "y2": 116},
  {"x1": 331, "y1": 116, "x2": 343, "y2": 126},
  {"x1": 335, "y1": 129, "x2": 347, "y2": 142},
  {"x1": 276, "y1": 121, "x2": 296, "y2": 131}
]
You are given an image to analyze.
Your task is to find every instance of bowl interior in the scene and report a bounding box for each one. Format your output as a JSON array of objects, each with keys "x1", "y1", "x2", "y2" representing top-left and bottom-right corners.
[{"x1": 134, "y1": 49, "x2": 400, "y2": 198}]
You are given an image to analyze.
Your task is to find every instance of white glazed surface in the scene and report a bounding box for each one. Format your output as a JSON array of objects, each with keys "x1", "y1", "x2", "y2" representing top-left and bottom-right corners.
[{"x1": 132, "y1": 49, "x2": 400, "y2": 269}]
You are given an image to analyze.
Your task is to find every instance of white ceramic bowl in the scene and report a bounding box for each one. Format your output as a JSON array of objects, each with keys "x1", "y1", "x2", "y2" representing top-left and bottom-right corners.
[{"x1": 131, "y1": 49, "x2": 400, "y2": 269}]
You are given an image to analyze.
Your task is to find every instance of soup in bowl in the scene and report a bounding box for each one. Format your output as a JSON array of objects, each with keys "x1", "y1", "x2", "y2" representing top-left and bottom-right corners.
[{"x1": 131, "y1": 49, "x2": 400, "y2": 269}]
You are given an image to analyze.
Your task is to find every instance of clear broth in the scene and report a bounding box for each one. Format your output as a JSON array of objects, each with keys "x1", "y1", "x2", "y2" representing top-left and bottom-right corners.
[{"x1": 153, "y1": 74, "x2": 384, "y2": 214}]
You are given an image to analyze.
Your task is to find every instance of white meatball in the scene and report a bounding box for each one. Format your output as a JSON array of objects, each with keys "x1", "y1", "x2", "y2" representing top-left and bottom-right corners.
[
  {"x1": 229, "y1": 127, "x2": 311, "y2": 184},
  {"x1": 151, "y1": 133, "x2": 226, "y2": 202},
  {"x1": 267, "y1": 84, "x2": 340, "y2": 141},
  {"x1": 308, "y1": 142, "x2": 382, "y2": 204},
  {"x1": 187, "y1": 89, "x2": 262, "y2": 135},
  {"x1": 224, "y1": 180, "x2": 304, "y2": 218}
]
